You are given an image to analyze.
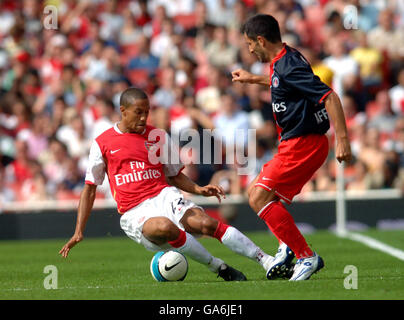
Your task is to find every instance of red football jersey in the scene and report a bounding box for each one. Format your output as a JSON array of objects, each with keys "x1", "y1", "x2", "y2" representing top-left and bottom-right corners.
[{"x1": 85, "y1": 123, "x2": 183, "y2": 214}]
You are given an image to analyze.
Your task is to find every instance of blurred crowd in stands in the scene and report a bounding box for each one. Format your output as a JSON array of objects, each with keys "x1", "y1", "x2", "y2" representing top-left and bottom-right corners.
[{"x1": 1, "y1": 0, "x2": 404, "y2": 205}]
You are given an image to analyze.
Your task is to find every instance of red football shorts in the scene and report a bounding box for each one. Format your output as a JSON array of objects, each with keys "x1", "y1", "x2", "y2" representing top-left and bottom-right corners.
[{"x1": 255, "y1": 134, "x2": 329, "y2": 204}]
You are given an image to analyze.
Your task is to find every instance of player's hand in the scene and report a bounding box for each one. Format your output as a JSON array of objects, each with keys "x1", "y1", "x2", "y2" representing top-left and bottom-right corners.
[
  {"x1": 231, "y1": 69, "x2": 255, "y2": 83},
  {"x1": 196, "y1": 184, "x2": 226, "y2": 203},
  {"x1": 59, "y1": 233, "x2": 83, "y2": 258},
  {"x1": 336, "y1": 137, "x2": 352, "y2": 163}
]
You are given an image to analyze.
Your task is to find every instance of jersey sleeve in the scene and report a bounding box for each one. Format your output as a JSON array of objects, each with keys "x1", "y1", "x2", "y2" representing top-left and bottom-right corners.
[
  {"x1": 85, "y1": 140, "x2": 106, "y2": 185},
  {"x1": 282, "y1": 56, "x2": 333, "y2": 105}
]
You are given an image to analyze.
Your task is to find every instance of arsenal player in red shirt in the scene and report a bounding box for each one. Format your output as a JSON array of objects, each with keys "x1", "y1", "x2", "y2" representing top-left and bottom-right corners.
[{"x1": 59, "y1": 88, "x2": 282, "y2": 281}]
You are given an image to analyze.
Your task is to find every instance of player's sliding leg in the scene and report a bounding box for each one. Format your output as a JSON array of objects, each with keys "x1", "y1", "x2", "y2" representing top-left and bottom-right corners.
[
  {"x1": 249, "y1": 187, "x2": 323, "y2": 281},
  {"x1": 180, "y1": 208, "x2": 274, "y2": 271},
  {"x1": 142, "y1": 217, "x2": 246, "y2": 281}
]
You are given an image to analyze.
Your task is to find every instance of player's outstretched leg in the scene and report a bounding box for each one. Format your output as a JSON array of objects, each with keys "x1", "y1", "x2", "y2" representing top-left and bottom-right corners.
[
  {"x1": 143, "y1": 217, "x2": 247, "y2": 281},
  {"x1": 169, "y1": 229, "x2": 247, "y2": 281},
  {"x1": 249, "y1": 187, "x2": 323, "y2": 280},
  {"x1": 180, "y1": 208, "x2": 274, "y2": 272}
]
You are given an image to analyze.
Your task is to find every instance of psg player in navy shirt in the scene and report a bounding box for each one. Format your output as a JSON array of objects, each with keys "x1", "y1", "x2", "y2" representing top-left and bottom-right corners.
[{"x1": 232, "y1": 14, "x2": 352, "y2": 281}]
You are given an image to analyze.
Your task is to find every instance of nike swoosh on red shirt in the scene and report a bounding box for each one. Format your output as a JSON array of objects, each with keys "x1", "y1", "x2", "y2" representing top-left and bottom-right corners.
[{"x1": 262, "y1": 177, "x2": 273, "y2": 181}]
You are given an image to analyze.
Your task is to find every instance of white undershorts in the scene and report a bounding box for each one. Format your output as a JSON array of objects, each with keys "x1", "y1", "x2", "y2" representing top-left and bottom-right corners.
[{"x1": 120, "y1": 186, "x2": 202, "y2": 251}]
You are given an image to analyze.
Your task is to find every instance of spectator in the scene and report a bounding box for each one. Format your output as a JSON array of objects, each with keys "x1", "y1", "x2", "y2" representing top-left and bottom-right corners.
[
  {"x1": 9, "y1": 98, "x2": 31, "y2": 135},
  {"x1": 385, "y1": 116, "x2": 404, "y2": 167},
  {"x1": 312, "y1": 162, "x2": 336, "y2": 192},
  {"x1": 367, "y1": 90, "x2": 396, "y2": 134},
  {"x1": 150, "y1": 18, "x2": 180, "y2": 66},
  {"x1": 213, "y1": 92, "x2": 250, "y2": 150},
  {"x1": 195, "y1": 65, "x2": 221, "y2": 114},
  {"x1": 206, "y1": 0, "x2": 235, "y2": 27},
  {"x1": 119, "y1": 8, "x2": 142, "y2": 46},
  {"x1": 17, "y1": 112, "x2": 49, "y2": 160},
  {"x1": 98, "y1": 0, "x2": 124, "y2": 42},
  {"x1": 0, "y1": 166, "x2": 15, "y2": 206},
  {"x1": 42, "y1": 138, "x2": 70, "y2": 192},
  {"x1": 204, "y1": 26, "x2": 237, "y2": 69},
  {"x1": 20, "y1": 169, "x2": 49, "y2": 202},
  {"x1": 341, "y1": 94, "x2": 365, "y2": 135},
  {"x1": 184, "y1": 0, "x2": 209, "y2": 39},
  {"x1": 59, "y1": 158, "x2": 85, "y2": 197},
  {"x1": 56, "y1": 114, "x2": 91, "y2": 168},
  {"x1": 367, "y1": 9, "x2": 404, "y2": 61},
  {"x1": 83, "y1": 44, "x2": 121, "y2": 82},
  {"x1": 132, "y1": 0, "x2": 152, "y2": 28},
  {"x1": 127, "y1": 34, "x2": 160, "y2": 74},
  {"x1": 300, "y1": 47, "x2": 334, "y2": 88},
  {"x1": 91, "y1": 98, "x2": 119, "y2": 140},
  {"x1": 244, "y1": 84, "x2": 276, "y2": 141},
  {"x1": 60, "y1": 65, "x2": 84, "y2": 108},
  {"x1": 357, "y1": 127, "x2": 386, "y2": 188},
  {"x1": 169, "y1": 87, "x2": 194, "y2": 139},
  {"x1": 5, "y1": 139, "x2": 32, "y2": 186},
  {"x1": 148, "y1": 0, "x2": 194, "y2": 18},
  {"x1": 350, "y1": 30, "x2": 383, "y2": 89},
  {"x1": 152, "y1": 67, "x2": 176, "y2": 108},
  {"x1": 346, "y1": 160, "x2": 372, "y2": 191},
  {"x1": 323, "y1": 37, "x2": 359, "y2": 98},
  {"x1": 388, "y1": 68, "x2": 404, "y2": 116}
]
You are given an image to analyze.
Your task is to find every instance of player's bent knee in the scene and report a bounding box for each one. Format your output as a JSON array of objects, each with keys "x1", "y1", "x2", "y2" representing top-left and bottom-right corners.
[
  {"x1": 156, "y1": 219, "x2": 177, "y2": 236},
  {"x1": 143, "y1": 217, "x2": 178, "y2": 241},
  {"x1": 200, "y1": 217, "x2": 218, "y2": 236},
  {"x1": 248, "y1": 186, "x2": 278, "y2": 214},
  {"x1": 248, "y1": 189, "x2": 262, "y2": 213}
]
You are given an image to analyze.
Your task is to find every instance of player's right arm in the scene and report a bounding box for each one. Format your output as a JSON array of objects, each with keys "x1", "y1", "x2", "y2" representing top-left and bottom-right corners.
[
  {"x1": 59, "y1": 140, "x2": 106, "y2": 258},
  {"x1": 59, "y1": 184, "x2": 97, "y2": 258},
  {"x1": 231, "y1": 69, "x2": 270, "y2": 86}
]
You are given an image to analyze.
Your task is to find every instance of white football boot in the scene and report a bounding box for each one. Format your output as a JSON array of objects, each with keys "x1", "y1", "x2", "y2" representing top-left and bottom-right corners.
[
  {"x1": 289, "y1": 252, "x2": 324, "y2": 281},
  {"x1": 265, "y1": 243, "x2": 295, "y2": 280}
]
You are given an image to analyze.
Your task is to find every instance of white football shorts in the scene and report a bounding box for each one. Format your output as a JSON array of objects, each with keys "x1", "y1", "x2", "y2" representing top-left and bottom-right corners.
[{"x1": 120, "y1": 186, "x2": 202, "y2": 251}]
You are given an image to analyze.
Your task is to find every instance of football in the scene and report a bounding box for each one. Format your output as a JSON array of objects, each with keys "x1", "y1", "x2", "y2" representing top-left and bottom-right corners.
[{"x1": 150, "y1": 250, "x2": 188, "y2": 282}]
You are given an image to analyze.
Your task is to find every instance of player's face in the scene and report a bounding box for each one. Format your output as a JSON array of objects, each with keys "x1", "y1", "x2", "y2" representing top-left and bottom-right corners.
[
  {"x1": 122, "y1": 99, "x2": 150, "y2": 133},
  {"x1": 244, "y1": 34, "x2": 268, "y2": 63}
]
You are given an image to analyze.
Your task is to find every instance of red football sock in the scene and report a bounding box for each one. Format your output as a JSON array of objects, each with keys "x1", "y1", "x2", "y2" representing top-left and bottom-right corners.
[
  {"x1": 265, "y1": 222, "x2": 283, "y2": 245},
  {"x1": 258, "y1": 201, "x2": 313, "y2": 259},
  {"x1": 168, "y1": 229, "x2": 187, "y2": 248},
  {"x1": 213, "y1": 221, "x2": 229, "y2": 242}
]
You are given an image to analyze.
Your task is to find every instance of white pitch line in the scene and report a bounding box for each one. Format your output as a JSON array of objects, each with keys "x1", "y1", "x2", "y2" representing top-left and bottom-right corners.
[
  {"x1": 341, "y1": 231, "x2": 404, "y2": 262},
  {"x1": 0, "y1": 286, "x2": 116, "y2": 292}
]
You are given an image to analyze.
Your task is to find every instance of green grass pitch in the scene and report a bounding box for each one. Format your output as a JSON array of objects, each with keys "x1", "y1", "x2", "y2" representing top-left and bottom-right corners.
[{"x1": 1, "y1": 230, "x2": 403, "y2": 300}]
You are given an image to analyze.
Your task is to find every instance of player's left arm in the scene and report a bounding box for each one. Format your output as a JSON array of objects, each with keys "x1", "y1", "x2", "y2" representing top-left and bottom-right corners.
[
  {"x1": 166, "y1": 172, "x2": 226, "y2": 203},
  {"x1": 323, "y1": 91, "x2": 352, "y2": 163},
  {"x1": 281, "y1": 57, "x2": 352, "y2": 163}
]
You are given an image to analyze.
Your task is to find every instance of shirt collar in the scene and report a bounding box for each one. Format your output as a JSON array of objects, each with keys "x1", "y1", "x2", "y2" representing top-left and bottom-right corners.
[
  {"x1": 114, "y1": 122, "x2": 146, "y2": 135},
  {"x1": 270, "y1": 43, "x2": 287, "y2": 66}
]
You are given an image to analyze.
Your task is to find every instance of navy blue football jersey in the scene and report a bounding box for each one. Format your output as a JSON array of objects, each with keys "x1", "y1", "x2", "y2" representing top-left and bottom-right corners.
[{"x1": 269, "y1": 44, "x2": 332, "y2": 141}]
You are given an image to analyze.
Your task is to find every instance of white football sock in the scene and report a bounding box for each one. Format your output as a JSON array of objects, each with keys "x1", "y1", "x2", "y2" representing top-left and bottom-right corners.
[
  {"x1": 220, "y1": 226, "x2": 273, "y2": 269},
  {"x1": 174, "y1": 232, "x2": 224, "y2": 273}
]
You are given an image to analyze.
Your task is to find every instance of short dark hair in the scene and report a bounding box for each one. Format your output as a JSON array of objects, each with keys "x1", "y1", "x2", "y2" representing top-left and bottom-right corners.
[
  {"x1": 120, "y1": 87, "x2": 149, "y2": 108},
  {"x1": 241, "y1": 14, "x2": 282, "y2": 43}
]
